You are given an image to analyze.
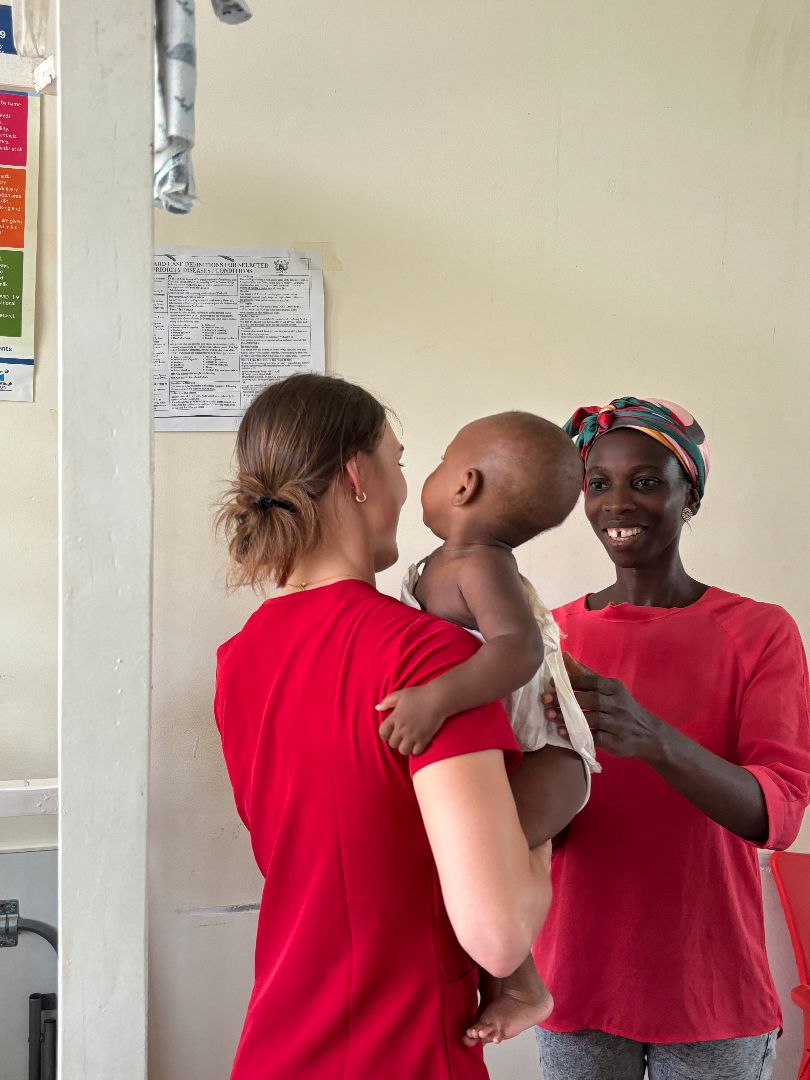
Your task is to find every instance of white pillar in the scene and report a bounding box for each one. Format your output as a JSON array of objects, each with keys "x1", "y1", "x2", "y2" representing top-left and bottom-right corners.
[{"x1": 57, "y1": 1, "x2": 154, "y2": 1077}]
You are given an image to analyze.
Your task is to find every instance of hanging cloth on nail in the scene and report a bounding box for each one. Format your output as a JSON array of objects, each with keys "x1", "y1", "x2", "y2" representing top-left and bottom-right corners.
[
  {"x1": 8, "y1": 0, "x2": 49, "y2": 57},
  {"x1": 154, "y1": 0, "x2": 252, "y2": 215},
  {"x1": 210, "y1": 0, "x2": 252, "y2": 25}
]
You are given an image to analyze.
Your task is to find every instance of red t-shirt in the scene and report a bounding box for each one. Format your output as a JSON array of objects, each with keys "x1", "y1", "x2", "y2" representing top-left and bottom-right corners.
[
  {"x1": 215, "y1": 580, "x2": 520, "y2": 1080},
  {"x1": 534, "y1": 587, "x2": 810, "y2": 1043}
]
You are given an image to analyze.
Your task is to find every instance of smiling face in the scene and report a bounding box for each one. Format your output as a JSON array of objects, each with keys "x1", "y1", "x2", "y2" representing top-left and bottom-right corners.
[{"x1": 584, "y1": 429, "x2": 700, "y2": 568}]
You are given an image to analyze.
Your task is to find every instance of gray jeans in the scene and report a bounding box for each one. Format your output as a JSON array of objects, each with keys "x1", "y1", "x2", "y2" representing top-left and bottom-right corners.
[{"x1": 535, "y1": 1026, "x2": 779, "y2": 1080}]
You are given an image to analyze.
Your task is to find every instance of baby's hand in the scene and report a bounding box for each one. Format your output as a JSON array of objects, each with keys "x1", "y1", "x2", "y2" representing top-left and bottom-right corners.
[{"x1": 376, "y1": 685, "x2": 448, "y2": 756}]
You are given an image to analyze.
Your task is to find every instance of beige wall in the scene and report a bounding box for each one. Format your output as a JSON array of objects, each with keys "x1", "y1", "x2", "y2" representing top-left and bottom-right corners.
[
  {"x1": 3, "y1": 94, "x2": 56, "y2": 782},
  {"x1": 1, "y1": 94, "x2": 56, "y2": 852},
  {"x1": 148, "y1": 4, "x2": 810, "y2": 1077}
]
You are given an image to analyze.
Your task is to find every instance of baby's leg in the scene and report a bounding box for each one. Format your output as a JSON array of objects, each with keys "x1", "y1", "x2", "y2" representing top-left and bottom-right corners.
[
  {"x1": 509, "y1": 743, "x2": 588, "y2": 848},
  {"x1": 465, "y1": 748, "x2": 586, "y2": 1046},
  {"x1": 465, "y1": 955, "x2": 554, "y2": 1046}
]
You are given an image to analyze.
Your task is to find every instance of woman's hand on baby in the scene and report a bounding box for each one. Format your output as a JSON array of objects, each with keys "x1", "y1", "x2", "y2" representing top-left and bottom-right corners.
[
  {"x1": 376, "y1": 685, "x2": 447, "y2": 756},
  {"x1": 542, "y1": 653, "x2": 667, "y2": 761}
]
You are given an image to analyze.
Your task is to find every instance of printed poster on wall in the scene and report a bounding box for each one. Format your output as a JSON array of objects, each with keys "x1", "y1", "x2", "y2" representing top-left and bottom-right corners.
[
  {"x1": 0, "y1": 91, "x2": 40, "y2": 402},
  {"x1": 153, "y1": 247, "x2": 325, "y2": 431}
]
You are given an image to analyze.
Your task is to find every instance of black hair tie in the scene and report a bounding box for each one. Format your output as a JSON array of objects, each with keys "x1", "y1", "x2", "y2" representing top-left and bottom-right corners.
[{"x1": 255, "y1": 496, "x2": 296, "y2": 513}]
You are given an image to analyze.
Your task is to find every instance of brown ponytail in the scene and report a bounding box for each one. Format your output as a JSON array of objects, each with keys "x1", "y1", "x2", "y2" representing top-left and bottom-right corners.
[{"x1": 216, "y1": 374, "x2": 387, "y2": 590}]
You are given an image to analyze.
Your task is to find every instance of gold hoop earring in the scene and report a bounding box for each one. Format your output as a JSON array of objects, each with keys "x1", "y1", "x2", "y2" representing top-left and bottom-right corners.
[{"x1": 355, "y1": 491, "x2": 367, "y2": 504}]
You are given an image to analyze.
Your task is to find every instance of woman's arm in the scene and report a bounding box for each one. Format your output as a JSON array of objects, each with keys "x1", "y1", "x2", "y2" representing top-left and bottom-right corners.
[
  {"x1": 378, "y1": 553, "x2": 543, "y2": 755},
  {"x1": 413, "y1": 749, "x2": 551, "y2": 976},
  {"x1": 546, "y1": 656, "x2": 770, "y2": 842},
  {"x1": 629, "y1": 715, "x2": 768, "y2": 844}
]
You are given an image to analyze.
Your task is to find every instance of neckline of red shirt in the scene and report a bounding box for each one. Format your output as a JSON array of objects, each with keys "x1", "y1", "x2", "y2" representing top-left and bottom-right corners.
[
  {"x1": 579, "y1": 585, "x2": 720, "y2": 622},
  {"x1": 262, "y1": 578, "x2": 375, "y2": 606}
]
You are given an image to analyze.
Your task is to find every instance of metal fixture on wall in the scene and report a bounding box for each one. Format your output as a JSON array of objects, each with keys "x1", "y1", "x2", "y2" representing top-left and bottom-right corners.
[
  {"x1": 28, "y1": 993, "x2": 57, "y2": 1080},
  {"x1": 1, "y1": 899, "x2": 58, "y2": 1080},
  {"x1": 0, "y1": 899, "x2": 58, "y2": 953}
]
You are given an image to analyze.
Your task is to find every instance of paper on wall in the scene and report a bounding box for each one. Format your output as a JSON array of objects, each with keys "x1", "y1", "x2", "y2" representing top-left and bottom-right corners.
[
  {"x1": 153, "y1": 247, "x2": 325, "y2": 431},
  {"x1": 0, "y1": 91, "x2": 39, "y2": 403}
]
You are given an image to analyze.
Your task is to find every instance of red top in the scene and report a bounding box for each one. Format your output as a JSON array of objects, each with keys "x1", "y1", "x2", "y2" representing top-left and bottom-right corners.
[
  {"x1": 215, "y1": 580, "x2": 520, "y2": 1080},
  {"x1": 534, "y1": 587, "x2": 810, "y2": 1043}
]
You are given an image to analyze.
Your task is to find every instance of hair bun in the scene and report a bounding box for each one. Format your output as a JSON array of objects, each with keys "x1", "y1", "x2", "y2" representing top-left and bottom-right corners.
[{"x1": 255, "y1": 496, "x2": 296, "y2": 513}]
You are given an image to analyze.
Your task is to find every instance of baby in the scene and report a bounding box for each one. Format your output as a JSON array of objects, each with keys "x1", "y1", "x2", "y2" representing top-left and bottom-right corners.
[{"x1": 377, "y1": 411, "x2": 600, "y2": 1045}]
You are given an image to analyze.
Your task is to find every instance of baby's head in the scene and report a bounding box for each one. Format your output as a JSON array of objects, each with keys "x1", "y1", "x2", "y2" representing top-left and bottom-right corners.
[{"x1": 422, "y1": 411, "x2": 583, "y2": 546}]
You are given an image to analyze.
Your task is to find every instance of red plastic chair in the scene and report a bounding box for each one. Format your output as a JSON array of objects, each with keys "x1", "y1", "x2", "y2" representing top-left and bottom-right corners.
[{"x1": 771, "y1": 851, "x2": 810, "y2": 1080}]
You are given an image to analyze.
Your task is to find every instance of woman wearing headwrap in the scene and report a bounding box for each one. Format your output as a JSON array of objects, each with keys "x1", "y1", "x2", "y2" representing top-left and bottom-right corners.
[{"x1": 533, "y1": 397, "x2": 810, "y2": 1080}]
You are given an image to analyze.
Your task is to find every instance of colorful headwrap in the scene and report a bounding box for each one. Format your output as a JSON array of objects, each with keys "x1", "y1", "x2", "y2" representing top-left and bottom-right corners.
[{"x1": 564, "y1": 396, "x2": 710, "y2": 497}]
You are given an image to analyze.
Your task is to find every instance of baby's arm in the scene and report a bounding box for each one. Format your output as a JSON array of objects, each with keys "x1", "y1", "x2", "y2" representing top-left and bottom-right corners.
[{"x1": 378, "y1": 551, "x2": 544, "y2": 754}]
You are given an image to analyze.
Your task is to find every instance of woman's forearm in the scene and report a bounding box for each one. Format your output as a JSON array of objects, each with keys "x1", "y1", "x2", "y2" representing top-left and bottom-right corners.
[
  {"x1": 555, "y1": 657, "x2": 770, "y2": 845},
  {"x1": 414, "y1": 750, "x2": 551, "y2": 977},
  {"x1": 643, "y1": 722, "x2": 768, "y2": 844}
]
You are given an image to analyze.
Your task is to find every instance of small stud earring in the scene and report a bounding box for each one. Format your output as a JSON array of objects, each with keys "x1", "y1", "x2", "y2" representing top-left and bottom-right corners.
[
  {"x1": 681, "y1": 508, "x2": 693, "y2": 523},
  {"x1": 355, "y1": 491, "x2": 367, "y2": 504}
]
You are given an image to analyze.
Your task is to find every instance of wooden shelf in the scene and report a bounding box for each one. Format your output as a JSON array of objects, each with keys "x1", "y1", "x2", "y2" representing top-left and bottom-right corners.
[
  {"x1": 0, "y1": 52, "x2": 55, "y2": 94},
  {"x1": 0, "y1": 779, "x2": 58, "y2": 818}
]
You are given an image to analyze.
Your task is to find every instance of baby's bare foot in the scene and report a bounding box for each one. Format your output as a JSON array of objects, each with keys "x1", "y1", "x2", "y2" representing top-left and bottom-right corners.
[{"x1": 464, "y1": 967, "x2": 553, "y2": 1047}]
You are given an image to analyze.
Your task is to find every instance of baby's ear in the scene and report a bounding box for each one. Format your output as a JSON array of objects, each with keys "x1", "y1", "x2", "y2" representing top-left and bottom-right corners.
[{"x1": 452, "y1": 468, "x2": 482, "y2": 507}]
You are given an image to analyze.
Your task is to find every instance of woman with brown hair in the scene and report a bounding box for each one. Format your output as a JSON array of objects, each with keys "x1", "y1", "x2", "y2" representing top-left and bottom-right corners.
[
  {"x1": 214, "y1": 373, "x2": 549, "y2": 1080},
  {"x1": 535, "y1": 397, "x2": 810, "y2": 1080}
]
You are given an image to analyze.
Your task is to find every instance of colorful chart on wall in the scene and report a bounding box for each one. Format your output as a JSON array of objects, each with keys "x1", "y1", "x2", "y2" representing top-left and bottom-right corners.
[
  {"x1": 0, "y1": 91, "x2": 39, "y2": 402},
  {"x1": 153, "y1": 247, "x2": 325, "y2": 431}
]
